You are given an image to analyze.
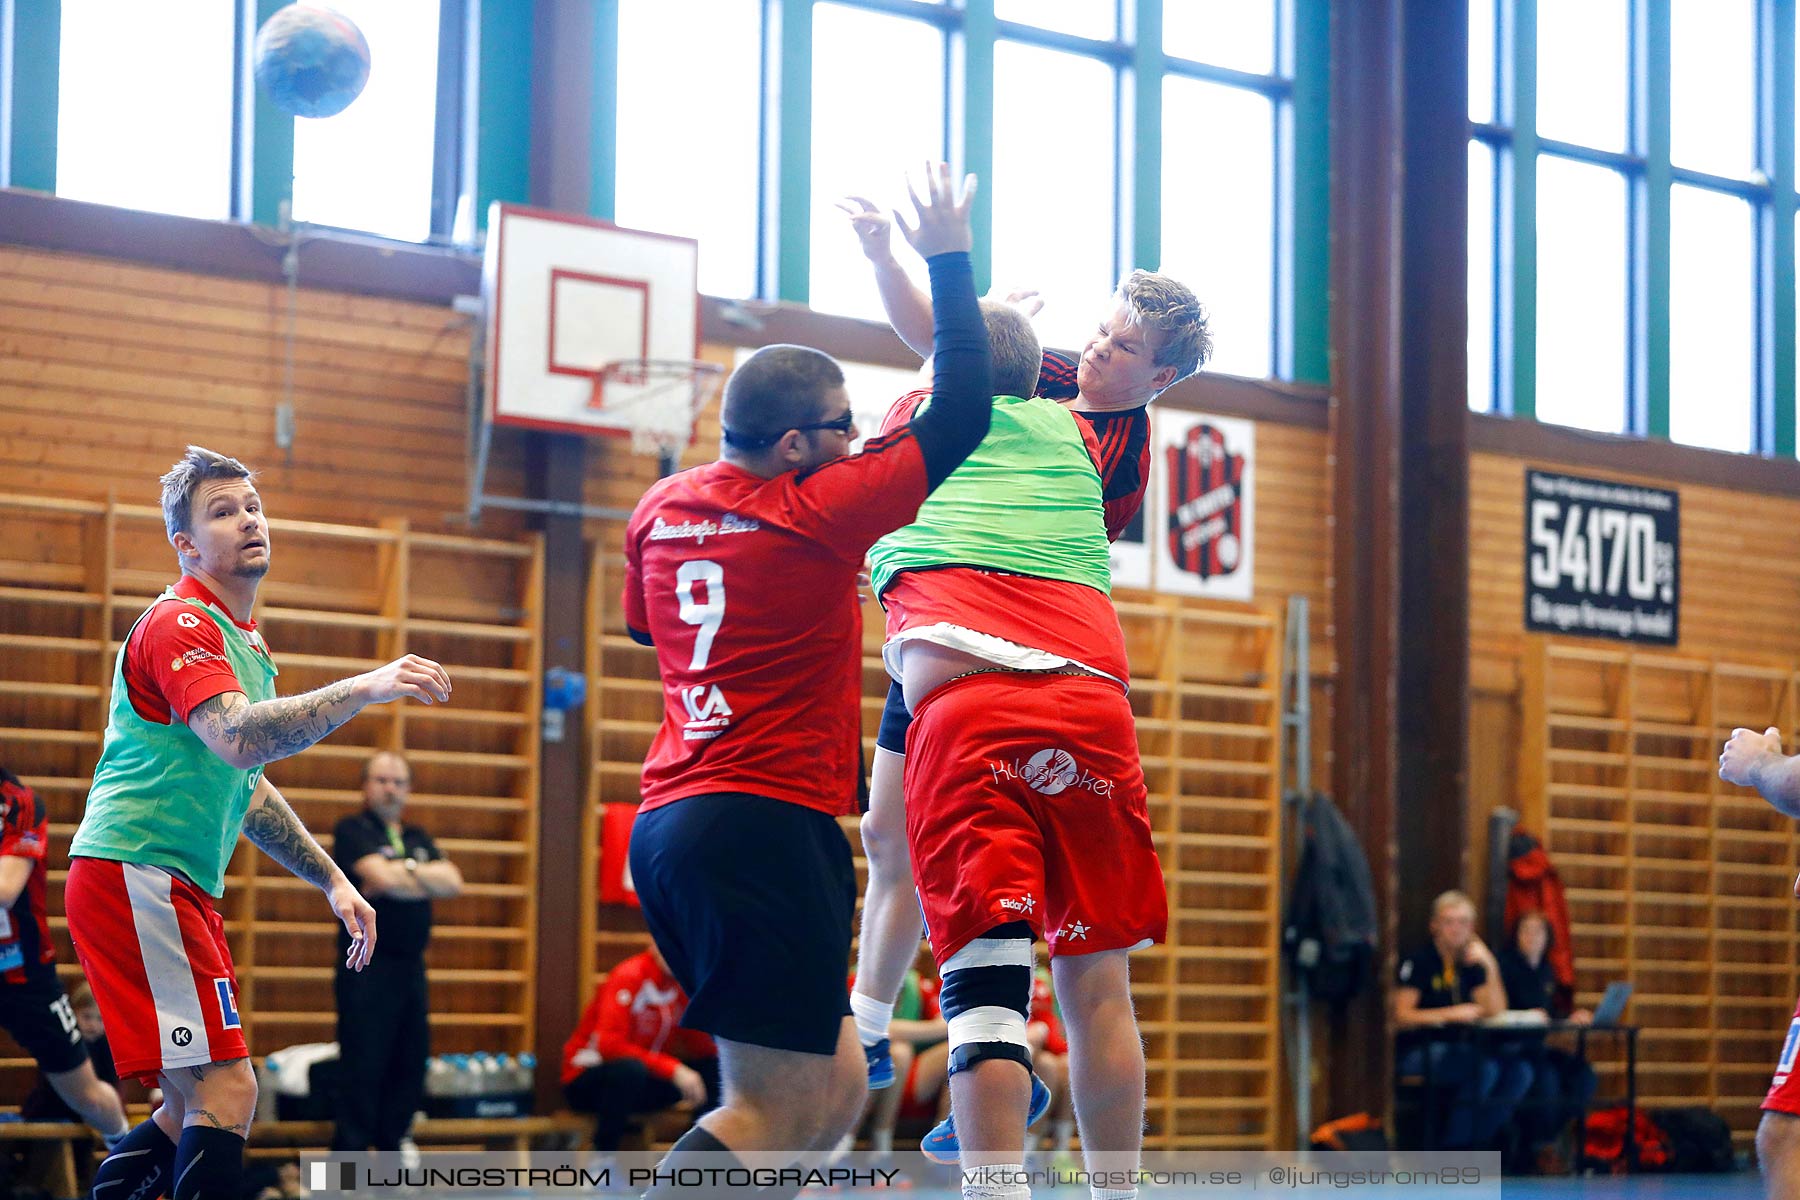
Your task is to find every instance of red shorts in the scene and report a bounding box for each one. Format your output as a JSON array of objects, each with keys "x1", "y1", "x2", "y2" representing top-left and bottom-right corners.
[
  {"x1": 1764, "y1": 997, "x2": 1800, "y2": 1115},
  {"x1": 64, "y1": 858, "x2": 246, "y2": 1083},
  {"x1": 903, "y1": 672, "x2": 1167, "y2": 966}
]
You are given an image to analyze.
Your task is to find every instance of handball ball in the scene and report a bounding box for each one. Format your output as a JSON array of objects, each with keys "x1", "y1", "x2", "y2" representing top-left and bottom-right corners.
[{"x1": 253, "y1": 4, "x2": 371, "y2": 119}]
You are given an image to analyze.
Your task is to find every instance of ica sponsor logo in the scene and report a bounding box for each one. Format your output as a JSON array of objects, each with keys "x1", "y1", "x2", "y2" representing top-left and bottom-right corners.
[
  {"x1": 989, "y1": 748, "x2": 1114, "y2": 797},
  {"x1": 679, "y1": 684, "x2": 733, "y2": 740}
]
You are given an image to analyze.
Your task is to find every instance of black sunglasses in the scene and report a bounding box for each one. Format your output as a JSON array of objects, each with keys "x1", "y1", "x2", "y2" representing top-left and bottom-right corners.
[
  {"x1": 792, "y1": 410, "x2": 856, "y2": 436},
  {"x1": 722, "y1": 410, "x2": 855, "y2": 451}
]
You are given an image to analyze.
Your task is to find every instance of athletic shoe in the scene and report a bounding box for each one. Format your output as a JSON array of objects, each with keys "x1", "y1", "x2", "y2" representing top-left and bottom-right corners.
[
  {"x1": 866, "y1": 1037, "x2": 896, "y2": 1090},
  {"x1": 919, "y1": 1072, "x2": 1051, "y2": 1165}
]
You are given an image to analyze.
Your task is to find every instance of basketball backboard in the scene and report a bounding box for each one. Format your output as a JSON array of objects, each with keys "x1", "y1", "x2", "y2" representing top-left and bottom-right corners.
[{"x1": 482, "y1": 202, "x2": 701, "y2": 439}]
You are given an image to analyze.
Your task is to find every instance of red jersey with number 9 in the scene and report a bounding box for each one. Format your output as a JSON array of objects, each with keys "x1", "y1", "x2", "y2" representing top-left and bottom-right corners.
[{"x1": 623, "y1": 433, "x2": 929, "y2": 817}]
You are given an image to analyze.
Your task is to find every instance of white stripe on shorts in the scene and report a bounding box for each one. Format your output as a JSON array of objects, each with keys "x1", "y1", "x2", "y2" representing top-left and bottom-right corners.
[{"x1": 122, "y1": 864, "x2": 213, "y2": 1067}]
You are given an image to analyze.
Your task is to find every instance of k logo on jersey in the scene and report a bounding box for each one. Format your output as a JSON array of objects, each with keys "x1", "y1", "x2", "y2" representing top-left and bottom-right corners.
[{"x1": 176, "y1": 611, "x2": 202, "y2": 629}]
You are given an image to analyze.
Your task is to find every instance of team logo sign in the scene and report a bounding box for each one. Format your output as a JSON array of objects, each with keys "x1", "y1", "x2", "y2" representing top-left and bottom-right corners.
[
  {"x1": 171, "y1": 1026, "x2": 193, "y2": 1047},
  {"x1": 176, "y1": 611, "x2": 202, "y2": 629},
  {"x1": 1153, "y1": 412, "x2": 1255, "y2": 600}
]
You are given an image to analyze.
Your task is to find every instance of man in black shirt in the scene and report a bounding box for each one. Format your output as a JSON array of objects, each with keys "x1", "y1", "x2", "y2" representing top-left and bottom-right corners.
[
  {"x1": 1392, "y1": 890, "x2": 1532, "y2": 1149},
  {"x1": 331, "y1": 752, "x2": 463, "y2": 1151}
]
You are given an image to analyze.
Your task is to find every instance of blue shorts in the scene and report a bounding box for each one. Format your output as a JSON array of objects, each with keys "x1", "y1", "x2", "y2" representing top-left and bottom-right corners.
[
  {"x1": 629, "y1": 792, "x2": 855, "y2": 1055},
  {"x1": 876, "y1": 680, "x2": 912, "y2": 755}
]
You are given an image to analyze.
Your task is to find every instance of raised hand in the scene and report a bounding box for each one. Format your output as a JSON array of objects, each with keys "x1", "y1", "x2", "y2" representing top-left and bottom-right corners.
[
  {"x1": 995, "y1": 287, "x2": 1044, "y2": 318},
  {"x1": 355, "y1": 654, "x2": 452, "y2": 706},
  {"x1": 836, "y1": 196, "x2": 895, "y2": 263},
  {"x1": 893, "y1": 162, "x2": 977, "y2": 260}
]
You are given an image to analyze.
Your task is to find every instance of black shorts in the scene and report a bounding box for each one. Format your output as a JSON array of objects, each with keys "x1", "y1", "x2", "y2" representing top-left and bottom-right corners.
[
  {"x1": 0, "y1": 969, "x2": 87, "y2": 1075},
  {"x1": 629, "y1": 793, "x2": 855, "y2": 1055},
  {"x1": 876, "y1": 680, "x2": 912, "y2": 756}
]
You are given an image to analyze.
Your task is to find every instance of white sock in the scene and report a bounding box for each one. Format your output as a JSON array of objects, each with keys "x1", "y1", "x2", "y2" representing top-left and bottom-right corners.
[
  {"x1": 1091, "y1": 1189, "x2": 1136, "y2": 1200},
  {"x1": 872, "y1": 1128, "x2": 893, "y2": 1155},
  {"x1": 963, "y1": 1163, "x2": 1029, "y2": 1200},
  {"x1": 850, "y1": 991, "x2": 895, "y2": 1046},
  {"x1": 1053, "y1": 1119, "x2": 1074, "y2": 1153}
]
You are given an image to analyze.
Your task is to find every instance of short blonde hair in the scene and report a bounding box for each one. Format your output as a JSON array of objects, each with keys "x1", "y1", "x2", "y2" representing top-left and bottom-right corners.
[
  {"x1": 1116, "y1": 270, "x2": 1212, "y2": 384},
  {"x1": 1431, "y1": 890, "x2": 1477, "y2": 919},
  {"x1": 979, "y1": 300, "x2": 1043, "y2": 399}
]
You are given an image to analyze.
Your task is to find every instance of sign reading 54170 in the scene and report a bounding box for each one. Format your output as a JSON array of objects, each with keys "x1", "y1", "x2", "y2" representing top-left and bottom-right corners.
[{"x1": 1524, "y1": 469, "x2": 1679, "y2": 646}]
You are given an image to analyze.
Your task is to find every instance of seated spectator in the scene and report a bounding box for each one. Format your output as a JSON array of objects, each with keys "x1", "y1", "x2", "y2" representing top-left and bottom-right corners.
[
  {"x1": 20, "y1": 983, "x2": 119, "y2": 1122},
  {"x1": 1500, "y1": 910, "x2": 1598, "y2": 1172},
  {"x1": 1392, "y1": 890, "x2": 1532, "y2": 1150},
  {"x1": 562, "y1": 943, "x2": 720, "y2": 1156},
  {"x1": 1026, "y1": 964, "x2": 1076, "y2": 1169}
]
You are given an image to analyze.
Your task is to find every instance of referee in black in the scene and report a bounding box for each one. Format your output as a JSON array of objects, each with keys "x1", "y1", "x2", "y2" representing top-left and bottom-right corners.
[{"x1": 331, "y1": 751, "x2": 463, "y2": 1151}]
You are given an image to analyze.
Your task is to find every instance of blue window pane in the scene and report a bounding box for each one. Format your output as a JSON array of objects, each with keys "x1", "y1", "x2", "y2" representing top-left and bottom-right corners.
[
  {"x1": 1468, "y1": 141, "x2": 1495, "y2": 413},
  {"x1": 1671, "y1": 0, "x2": 1756, "y2": 177},
  {"x1": 615, "y1": 0, "x2": 761, "y2": 299},
  {"x1": 290, "y1": 0, "x2": 439, "y2": 242},
  {"x1": 1669, "y1": 186, "x2": 1755, "y2": 453},
  {"x1": 56, "y1": 0, "x2": 235, "y2": 219},
  {"x1": 809, "y1": 5, "x2": 946, "y2": 317},
  {"x1": 1468, "y1": 0, "x2": 1495, "y2": 125},
  {"x1": 1162, "y1": 1, "x2": 1275, "y2": 76},
  {"x1": 1536, "y1": 0, "x2": 1627, "y2": 151},
  {"x1": 990, "y1": 41, "x2": 1116, "y2": 352},
  {"x1": 994, "y1": 0, "x2": 1115, "y2": 43},
  {"x1": 1535, "y1": 158, "x2": 1627, "y2": 434},
  {"x1": 1162, "y1": 78, "x2": 1272, "y2": 379}
]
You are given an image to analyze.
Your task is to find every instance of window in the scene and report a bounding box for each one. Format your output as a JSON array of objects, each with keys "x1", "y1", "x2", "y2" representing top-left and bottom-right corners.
[
  {"x1": 990, "y1": 40, "x2": 1116, "y2": 351},
  {"x1": 614, "y1": 0, "x2": 762, "y2": 298},
  {"x1": 1468, "y1": 141, "x2": 1496, "y2": 414},
  {"x1": 1536, "y1": 0, "x2": 1628, "y2": 152},
  {"x1": 1670, "y1": 0, "x2": 1755, "y2": 179},
  {"x1": 1669, "y1": 186, "x2": 1755, "y2": 451},
  {"x1": 1163, "y1": 1, "x2": 1275, "y2": 75},
  {"x1": 55, "y1": 0, "x2": 235, "y2": 219},
  {"x1": 289, "y1": 0, "x2": 441, "y2": 242},
  {"x1": 1474, "y1": 0, "x2": 1782, "y2": 453},
  {"x1": 1162, "y1": 78, "x2": 1274, "y2": 379},
  {"x1": 1535, "y1": 159, "x2": 1628, "y2": 434},
  {"x1": 808, "y1": 4, "x2": 946, "y2": 319}
]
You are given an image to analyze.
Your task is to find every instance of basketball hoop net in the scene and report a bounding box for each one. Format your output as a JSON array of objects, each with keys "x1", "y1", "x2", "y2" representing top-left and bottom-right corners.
[{"x1": 588, "y1": 358, "x2": 724, "y2": 466}]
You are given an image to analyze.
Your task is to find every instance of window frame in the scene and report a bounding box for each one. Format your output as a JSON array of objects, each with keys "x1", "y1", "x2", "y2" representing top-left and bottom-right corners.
[{"x1": 1473, "y1": 0, "x2": 1797, "y2": 456}]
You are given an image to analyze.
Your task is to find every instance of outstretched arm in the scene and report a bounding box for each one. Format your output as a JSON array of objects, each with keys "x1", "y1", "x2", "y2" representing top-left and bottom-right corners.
[
  {"x1": 188, "y1": 654, "x2": 451, "y2": 770},
  {"x1": 1720, "y1": 726, "x2": 1800, "y2": 818},
  {"x1": 242, "y1": 778, "x2": 377, "y2": 969},
  {"x1": 839, "y1": 196, "x2": 935, "y2": 357}
]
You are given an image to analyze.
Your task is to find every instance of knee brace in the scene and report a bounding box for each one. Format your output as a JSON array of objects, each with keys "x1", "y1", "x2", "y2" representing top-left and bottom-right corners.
[{"x1": 939, "y1": 922, "x2": 1035, "y2": 1077}]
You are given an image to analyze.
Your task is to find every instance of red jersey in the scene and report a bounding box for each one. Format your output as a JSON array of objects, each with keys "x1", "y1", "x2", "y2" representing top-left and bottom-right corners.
[
  {"x1": 0, "y1": 768, "x2": 53, "y2": 982},
  {"x1": 623, "y1": 432, "x2": 930, "y2": 817},
  {"x1": 561, "y1": 951, "x2": 716, "y2": 1084},
  {"x1": 1028, "y1": 348, "x2": 1152, "y2": 542},
  {"x1": 123, "y1": 576, "x2": 262, "y2": 724}
]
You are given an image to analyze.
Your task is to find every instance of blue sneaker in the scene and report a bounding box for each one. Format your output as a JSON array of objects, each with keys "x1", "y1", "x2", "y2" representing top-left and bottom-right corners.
[
  {"x1": 919, "y1": 1072, "x2": 1051, "y2": 1165},
  {"x1": 865, "y1": 1037, "x2": 896, "y2": 1090}
]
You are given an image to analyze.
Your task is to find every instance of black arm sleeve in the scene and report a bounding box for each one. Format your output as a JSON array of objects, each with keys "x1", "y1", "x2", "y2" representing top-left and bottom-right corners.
[{"x1": 905, "y1": 251, "x2": 993, "y2": 491}]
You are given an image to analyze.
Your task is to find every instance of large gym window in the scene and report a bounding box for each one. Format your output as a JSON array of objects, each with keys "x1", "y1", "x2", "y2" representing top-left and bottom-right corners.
[
  {"x1": 289, "y1": 0, "x2": 441, "y2": 242},
  {"x1": 613, "y1": 0, "x2": 762, "y2": 299},
  {"x1": 1473, "y1": 0, "x2": 1793, "y2": 455},
  {"x1": 990, "y1": 40, "x2": 1117, "y2": 352},
  {"x1": 54, "y1": 0, "x2": 236, "y2": 220},
  {"x1": 808, "y1": 3, "x2": 947, "y2": 320}
]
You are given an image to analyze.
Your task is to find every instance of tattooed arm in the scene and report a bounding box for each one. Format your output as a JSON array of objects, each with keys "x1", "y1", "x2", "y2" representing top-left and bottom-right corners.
[
  {"x1": 186, "y1": 653, "x2": 452, "y2": 770},
  {"x1": 243, "y1": 778, "x2": 379, "y2": 969}
]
